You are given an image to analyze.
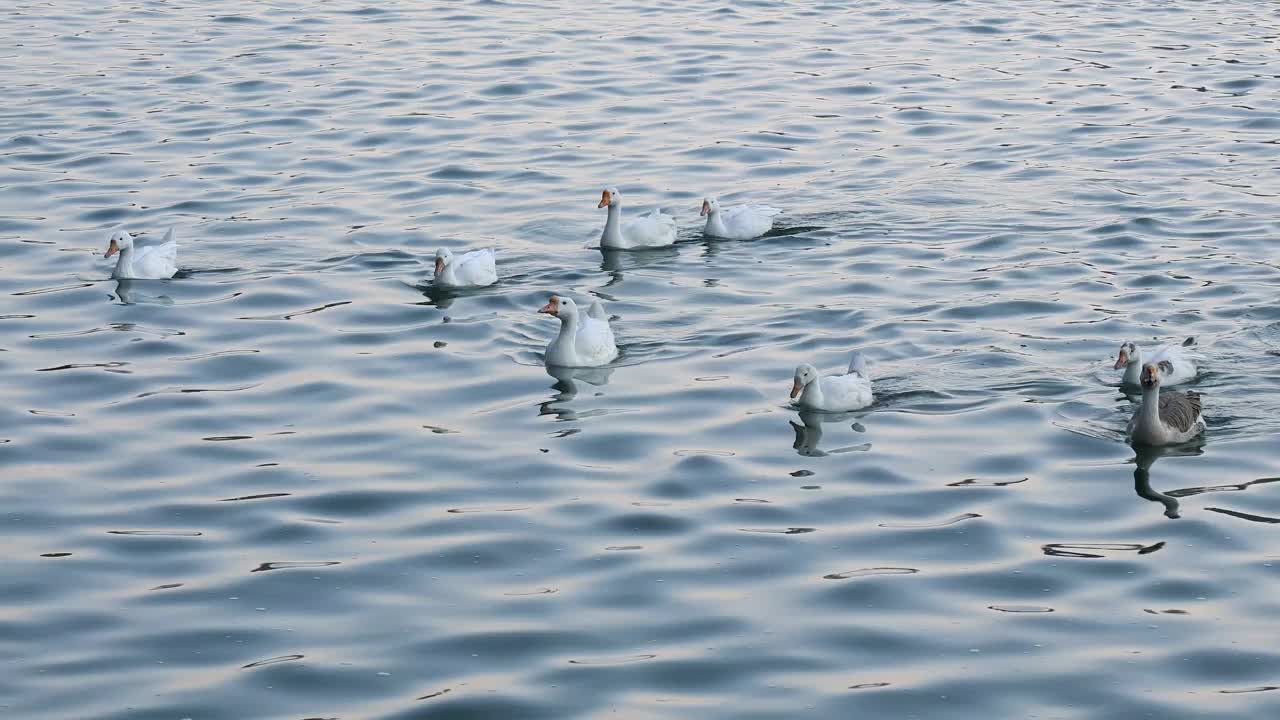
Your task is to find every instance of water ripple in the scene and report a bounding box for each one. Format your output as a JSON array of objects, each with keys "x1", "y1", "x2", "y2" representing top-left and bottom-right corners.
[{"x1": 3, "y1": 1, "x2": 1279, "y2": 719}]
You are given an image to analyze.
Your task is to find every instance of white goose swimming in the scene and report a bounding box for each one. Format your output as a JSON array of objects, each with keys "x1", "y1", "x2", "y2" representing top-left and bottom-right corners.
[
  {"x1": 1114, "y1": 337, "x2": 1196, "y2": 386},
  {"x1": 538, "y1": 295, "x2": 619, "y2": 368},
  {"x1": 1127, "y1": 362, "x2": 1205, "y2": 446},
  {"x1": 434, "y1": 247, "x2": 497, "y2": 287},
  {"x1": 598, "y1": 187, "x2": 677, "y2": 250},
  {"x1": 791, "y1": 352, "x2": 874, "y2": 412},
  {"x1": 700, "y1": 197, "x2": 782, "y2": 240},
  {"x1": 104, "y1": 227, "x2": 178, "y2": 279}
]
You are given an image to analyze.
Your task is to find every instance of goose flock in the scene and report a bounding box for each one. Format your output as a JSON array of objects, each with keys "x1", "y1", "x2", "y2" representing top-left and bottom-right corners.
[
  {"x1": 1114, "y1": 337, "x2": 1203, "y2": 447},
  {"x1": 103, "y1": 187, "x2": 1207, "y2": 449}
]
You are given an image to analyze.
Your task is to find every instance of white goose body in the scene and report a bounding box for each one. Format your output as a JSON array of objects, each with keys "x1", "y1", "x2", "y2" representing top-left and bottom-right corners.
[
  {"x1": 598, "y1": 187, "x2": 677, "y2": 250},
  {"x1": 1127, "y1": 362, "x2": 1205, "y2": 446},
  {"x1": 1115, "y1": 338, "x2": 1196, "y2": 386},
  {"x1": 539, "y1": 295, "x2": 618, "y2": 368},
  {"x1": 701, "y1": 197, "x2": 781, "y2": 240},
  {"x1": 791, "y1": 352, "x2": 874, "y2": 412},
  {"x1": 105, "y1": 227, "x2": 178, "y2": 279},
  {"x1": 434, "y1": 247, "x2": 497, "y2": 287}
]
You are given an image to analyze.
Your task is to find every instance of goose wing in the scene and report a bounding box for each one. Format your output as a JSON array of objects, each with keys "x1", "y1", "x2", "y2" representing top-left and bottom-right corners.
[
  {"x1": 574, "y1": 318, "x2": 617, "y2": 364},
  {"x1": 134, "y1": 226, "x2": 176, "y2": 251},
  {"x1": 455, "y1": 248, "x2": 497, "y2": 284},
  {"x1": 1159, "y1": 391, "x2": 1201, "y2": 433},
  {"x1": 720, "y1": 205, "x2": 780, "y2": 238},
  {"x1": 131, "y1": 227, "x2": 178, "y2": 277},
  {"x1": 623, "y1": 210, "x2": 677, "y2": 246}
]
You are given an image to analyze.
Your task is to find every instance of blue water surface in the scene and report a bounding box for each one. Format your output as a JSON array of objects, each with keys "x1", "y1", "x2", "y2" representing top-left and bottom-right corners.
[{"x1": 3, "y1": 1, "x2": 1280, "y2": 718}]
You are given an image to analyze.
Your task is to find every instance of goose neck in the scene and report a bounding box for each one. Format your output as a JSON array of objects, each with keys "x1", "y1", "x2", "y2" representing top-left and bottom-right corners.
[
  {"x1": 112, "y1": 246, "x2": 134, "y2": 278},
  {"x1": 601, "y1": 203, "x2": 622, "y2": 246},
  {"x1": 1139, "y1": 384, "x2": 1162, "y2": 427},
  {"x1": 437, "y1": 260, "x2": 456, "y2": 285},
  {"x1": 704, "y1": 209, "x2": 727, "y2": 236}
]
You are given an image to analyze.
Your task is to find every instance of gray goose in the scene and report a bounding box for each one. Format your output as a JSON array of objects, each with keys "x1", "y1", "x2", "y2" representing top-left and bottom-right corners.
[{"x1": 1127, "y1": 362, "x2": 1204, "y2": 446}]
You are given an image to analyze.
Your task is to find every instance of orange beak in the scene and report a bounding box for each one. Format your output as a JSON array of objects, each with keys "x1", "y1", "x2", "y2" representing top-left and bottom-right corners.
[
  {"x1": 1113, "y1": 351, "x2": 1128, "y2": 370},
  {"x1": 790, "y1": 379, "x2": 803, "y2": 399},
  {"x1": 104, "y1": 239, "x2": 119, "y2": 259},
  {"x1": 538, "y1": 297, "x2": 559, "y2": 316},
  {"x1": 700, "y1": 200, "x2": 710, "y2": 217},
  {"x1": 434, "y1": 257, "x2": 444, "y2": 275},
  {"x1": 598, "y1": 190, "x2": 611, "y2": 208}
]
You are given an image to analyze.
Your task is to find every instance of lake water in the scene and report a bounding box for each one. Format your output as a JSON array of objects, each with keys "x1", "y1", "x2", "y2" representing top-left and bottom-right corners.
[{"x1": 3, "y1": 1, "x2": 1280, "y2": 718}]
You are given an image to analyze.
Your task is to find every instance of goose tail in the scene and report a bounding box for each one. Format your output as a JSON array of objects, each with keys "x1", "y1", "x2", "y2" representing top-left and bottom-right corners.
[{"x1": 848, "y1": 351, "x2": 868, "y2": 377}]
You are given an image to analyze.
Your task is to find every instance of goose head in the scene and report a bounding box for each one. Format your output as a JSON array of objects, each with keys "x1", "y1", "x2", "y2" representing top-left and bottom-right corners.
[
  {"x1": 1114, "y1": 341, "x2": 1139, "y2": 370},
  {"x1": 538, "y1": 295, "x2": 578, "y2": 319},
  {"x1": 791, "y1": 363, "x2": 818, "y2": 399},
  {"x1": 434, "y1": 248, "x2": 453, "y2": 276},
  {"x1": 104, "y1": 229, "x2": 134, "y2": 258},
  {"x1": 1139, "y1": 362, "x2": 1162, "y2": 390},
  {"x1": 700, "y1": 197, "x2": 720, "y2": 217},
  {"x1": 598, "y1": 187, "x2": 621, "y2": 209}
]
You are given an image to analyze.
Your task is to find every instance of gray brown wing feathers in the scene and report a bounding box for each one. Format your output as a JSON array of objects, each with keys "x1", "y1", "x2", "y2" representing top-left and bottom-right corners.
[{"x1": 1159, "y1": 391, "x2": 1201, "y2": 432}]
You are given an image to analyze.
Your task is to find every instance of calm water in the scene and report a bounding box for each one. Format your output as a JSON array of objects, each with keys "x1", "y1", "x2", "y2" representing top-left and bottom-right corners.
[{"x1": 3, "y1": 1, "x2": 1280, "y2": 718}]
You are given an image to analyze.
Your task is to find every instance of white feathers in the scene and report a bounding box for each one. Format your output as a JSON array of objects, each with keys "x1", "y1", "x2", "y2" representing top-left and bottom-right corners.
[
  {"x1": 539, "y1": 295, "x2": 619, "y2": 368},
  {"x1": 598, "y1": 187, "x2": 678, "y2": 250},
  {"x1": 701, "y1": 197, "x2": 782, "y2": 240},
  {"x1": 1114, "y1": 338, "x2": 1197, "y2": 386},
  {"x1": 790, "y1": 352, "x2": 874, "y2": 412},
  {"x1": 434, "y1": 247, "x2": 497, "y2": 287},
  {"x1": 105, "y1": 227, "x2": 178, "y2": 279}
]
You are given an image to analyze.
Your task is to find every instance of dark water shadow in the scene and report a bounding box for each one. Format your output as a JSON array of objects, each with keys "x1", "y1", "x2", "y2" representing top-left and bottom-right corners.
[
  {"x1": 537, "y1": 365, "x2": 622, "y2": 422},
  {"x1": 411, "y1": 275, "x2": 507, "y2": 309},
  {"x1": 544, "y1": 364, "x2": 615, "y2": 402},
  {"x1": 112, "y1": 279, "x2": 174, "y2": 305},
  {"x1": 598, "y1": 246, "x2": 680, "y2": 287},
  {"x1": 1132, "y1": 441, "x2": 1205, "y2": 519},
  {"x1": 789, "y1": 409, "x2": 872, "y2": 457}
]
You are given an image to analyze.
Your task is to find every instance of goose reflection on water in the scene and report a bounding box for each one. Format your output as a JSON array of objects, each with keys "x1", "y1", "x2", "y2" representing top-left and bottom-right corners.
[
  {"x1": 599, "y1": 246, "x2": 679, "y2": 287},
  {"x1": 1132, "y1": 442, "x2": 1205, "y2": 520},
  {"x1": 538, "y1": 364, "x2": 616, "y2": 421},
  {"x1": 112, "y1": 279, "x2": 174, "y2": 306},
  {"x1": 418, "y1": 282, "x2": 464, "y2": 310},
  {"x1": 789, "y1": 409, "x2": 872, "y2": 457},
  {"x1": 546, "y1": 364, "x2": 614, "y2": 399}
]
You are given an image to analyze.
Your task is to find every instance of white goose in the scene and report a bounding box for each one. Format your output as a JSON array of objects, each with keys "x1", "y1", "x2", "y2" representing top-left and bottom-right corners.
[
  {"x1": 598, "y1": 187, "x2": 677, "y2": 250},
  {"x1": 701, "y1": 197, "x2": 782, "y2": 240},
  {"x1": 791, "y1": 352, "x2": 874, "y2": 412},
  {"x1": 1127, "y1": 362, "x2": 1204, "y2": 446},
  {"x1": 434, "y1": 247, "x2": 497, "y2": 287},
  {"x1": 104, "y1": 227, "x2": 178, "y2": 279},
  {"x1": 538, "y1": 295, "x2": 618, "y2": 368},
  {"x1": 1114, "y1": 338, "x2": 1196, "y2": 386}
]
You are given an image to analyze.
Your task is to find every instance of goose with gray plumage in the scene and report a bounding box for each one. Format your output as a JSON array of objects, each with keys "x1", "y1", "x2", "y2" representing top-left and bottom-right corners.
[{"x1": 1127, "y1": 362, "x2": 1205, "y2": 446}]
